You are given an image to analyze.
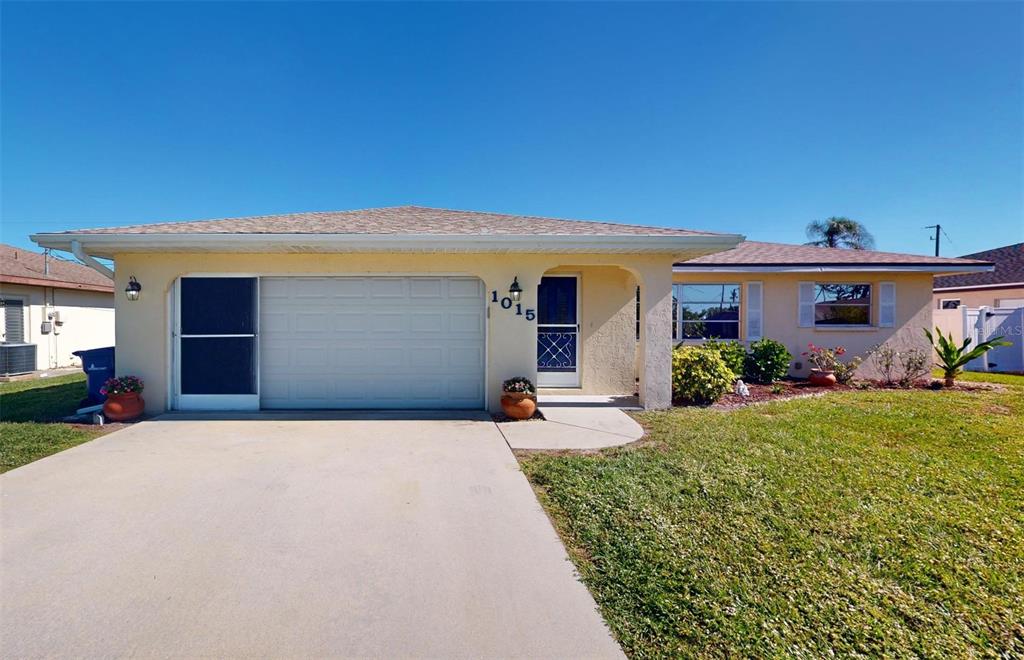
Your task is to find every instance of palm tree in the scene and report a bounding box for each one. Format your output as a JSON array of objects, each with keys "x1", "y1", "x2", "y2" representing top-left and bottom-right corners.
[{"x1": 805, "y1": 217, "x2": 876, "y2": 250}]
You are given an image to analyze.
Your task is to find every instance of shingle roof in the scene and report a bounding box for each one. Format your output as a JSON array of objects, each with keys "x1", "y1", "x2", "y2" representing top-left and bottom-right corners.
[
  {"x1": 0, "y1": 243, "x2": 114, "y2": 292},
  {"x1": 48, "y1": 205, "x2": 722, "y2": 237},
  {"x1": 933, "y1": 243, "x2": 1024, "y2": 289},
  {"x1": 676, "y1": 240, "x2": 992, "y2": 268}
]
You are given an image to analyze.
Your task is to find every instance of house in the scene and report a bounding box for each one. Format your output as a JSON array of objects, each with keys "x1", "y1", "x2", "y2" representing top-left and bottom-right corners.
[
  {"x1": 932, "y1": 242, "x2": 1024, "y2": 310},
  {"x1": 0, "y1": 243, "x2": 115, "y2": 374},
  {"x1": 30, "y1": 207, "x2": 990, "y2": 412},
  {"x1": 673, "y1": 241, "x2": 992, "y2": 379}
]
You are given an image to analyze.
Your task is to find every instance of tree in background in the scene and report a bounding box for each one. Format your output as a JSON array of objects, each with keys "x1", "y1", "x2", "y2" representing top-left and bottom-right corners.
[{"x1": 805, "y1": 217, "x2": 876, "y2": 250}]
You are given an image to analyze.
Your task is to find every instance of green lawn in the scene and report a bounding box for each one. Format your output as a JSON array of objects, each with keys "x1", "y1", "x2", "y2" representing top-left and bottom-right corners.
[
  {"x1": 933, "y1": 368, "x2": 1024, "y2": 386},
  {"x1": 520, "y1": 375, "x2": 1024, "y2": 657},
  {"x1": 0, "y1": 373, "x2": 106, "y2": 473}
]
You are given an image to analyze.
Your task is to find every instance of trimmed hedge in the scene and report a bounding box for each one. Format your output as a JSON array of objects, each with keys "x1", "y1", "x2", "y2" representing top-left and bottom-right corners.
[
  {"x1": 672, "y1": 346, "x2": 735, "y2": 405},
  {"x1": 743, "y1": 338, "x2": 792, "y2": 384}
]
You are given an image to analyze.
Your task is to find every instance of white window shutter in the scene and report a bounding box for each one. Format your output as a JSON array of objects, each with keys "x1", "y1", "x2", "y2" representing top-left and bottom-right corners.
[
  {"x1": 798, "y1": 282, "x2": 815, "y2": 328},
  {"x1": 745, "y1": 281, "x2": 763, "y2": 341},
  {"x1": 879, "y1": 282, "x2": 896, "y2": 327}
]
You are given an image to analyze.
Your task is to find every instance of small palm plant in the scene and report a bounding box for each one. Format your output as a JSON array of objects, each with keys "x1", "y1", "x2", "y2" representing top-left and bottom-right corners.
[{"x1": 924, "y1": 327, "x2": 1011, "y2": 387}]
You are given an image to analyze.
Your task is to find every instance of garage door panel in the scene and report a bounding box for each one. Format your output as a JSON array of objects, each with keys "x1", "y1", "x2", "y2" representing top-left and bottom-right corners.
[
  {"x1": 410, "y1": 348, "x2": 444, "y2": 369},
  {"x1": 449, "y1": 279, "x2": 483, "y2": 298},
  {"x1": 369, "y1": 278, "x2": 406, "y2": 297},
  {"x1": 260, "y1": 277, "x2": 485, "y2": 409},
  {"x1": 261, "y1": 312, "x2": 290, "y2": 333},
  {"x1": 293, "y1": 278, "x2": 334, "y2": 298},
  {"x1": 449, "y1": 311, "x2": 484, "y2": 333},
  {"x1": 260, "y1": 278, "x2": 291, "y2": 299},
  {"x1": 449, "y1": 346, "x2": 484, "y2": 369},
  {"x1": 409, "y1": 278, "x2": 444, "y2": 298},
  {"x1": 369, "y1": 313, "x2": 407, "y2": 333},
  {"x1": 410, "y1": 312, "x2": 444, "y2": 333},
  {"x1": 294, "y1": 313, "x2": 330, "y2": 333}
]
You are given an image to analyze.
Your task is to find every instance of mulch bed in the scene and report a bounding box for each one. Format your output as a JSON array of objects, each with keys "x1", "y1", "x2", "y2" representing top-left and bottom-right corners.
[
  {"x1": 710, "y1": 380, "x2": 848, "y2": 409},
  {"x1": 687, "y1": 378, "x2": 1005, "y2": 410}
]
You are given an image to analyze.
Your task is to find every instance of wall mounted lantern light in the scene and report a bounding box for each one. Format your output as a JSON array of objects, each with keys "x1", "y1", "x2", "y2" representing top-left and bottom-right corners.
[
  {"x1": 509, "y1": 277, "x2": 523, "y2": 302},
  {"x1": 125, "y1": 276, "x2": 142, "y2": 302}
]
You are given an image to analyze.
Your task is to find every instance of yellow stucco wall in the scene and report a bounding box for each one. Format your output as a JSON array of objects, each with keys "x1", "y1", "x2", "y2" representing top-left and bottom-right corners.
[
  {"x1": 112, "y1": 252, "x2": 674, "y2": 413},
  {"x1": 548, "y1": 265, "x2": 638, "y2": 394},
  {"x1": 933, "y1": 286, "x2": 1024, "y2": 310},
  {"x1": 673, "y1": 271, "x2": 936, "y2": 379}
]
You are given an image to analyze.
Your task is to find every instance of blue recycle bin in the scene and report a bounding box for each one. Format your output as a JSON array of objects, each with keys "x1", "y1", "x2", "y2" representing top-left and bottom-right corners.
[{"x1": 72, "y1": 346, "x2": 115, "y2": 405}]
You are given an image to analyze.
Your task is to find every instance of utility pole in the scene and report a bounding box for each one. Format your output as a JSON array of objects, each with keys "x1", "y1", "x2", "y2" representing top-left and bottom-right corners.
[{"x1": 926, "y1": 224, "x2": 941, "y2": 256}]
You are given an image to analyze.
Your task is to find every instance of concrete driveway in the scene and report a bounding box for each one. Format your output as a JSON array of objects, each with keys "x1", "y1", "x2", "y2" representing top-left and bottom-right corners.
[{"x1": 1, "y1": 412, "x2": 622, "y2": 658}]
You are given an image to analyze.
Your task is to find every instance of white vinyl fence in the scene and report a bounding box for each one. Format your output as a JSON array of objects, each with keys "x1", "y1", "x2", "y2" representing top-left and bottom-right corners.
[{"x1": 961, "y1": 306, "x2": 1024, "y2": 373}]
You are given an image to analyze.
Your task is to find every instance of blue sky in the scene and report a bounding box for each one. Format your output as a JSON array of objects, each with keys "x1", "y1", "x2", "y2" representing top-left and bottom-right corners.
[{"x1": 2, "y1": 1, "x2": 1022, "y2": 257}]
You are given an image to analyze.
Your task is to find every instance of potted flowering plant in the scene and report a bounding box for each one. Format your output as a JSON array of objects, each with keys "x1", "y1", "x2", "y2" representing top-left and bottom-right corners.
[
  {"x1": 801, "y1": 343, "x2": 850, "y2": 387},
  {"x1": 101, "y1": 375, "x2": 145, "y2": 421},
  {"x1": 500, "y1": 376, "x2": 537, "y2": 420}
]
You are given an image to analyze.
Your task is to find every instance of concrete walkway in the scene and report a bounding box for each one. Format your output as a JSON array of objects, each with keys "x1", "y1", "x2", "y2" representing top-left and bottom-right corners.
[
  {"x1": 1, "y1": 414, "x2": 622, "y2": 658},
  {"x1": 497, "y1": 396, "x2": 645, "y2": 450}
]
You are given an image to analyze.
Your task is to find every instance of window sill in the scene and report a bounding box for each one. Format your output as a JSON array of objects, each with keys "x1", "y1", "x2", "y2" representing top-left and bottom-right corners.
[{"x1": 813, "y1": 325, "x2": 878, "y2": 332}]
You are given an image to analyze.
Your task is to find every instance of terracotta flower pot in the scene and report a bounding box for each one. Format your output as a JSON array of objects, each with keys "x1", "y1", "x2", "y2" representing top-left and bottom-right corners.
[
  {"x1": 500, "y1": 392, "x2": 537, "y2": 420},
  {"x1": 103, "y1": 391, "x2": 144, "y2": 421},
  {"x1": 808, "y1": 369, "x2": 837, "y2": 387}
]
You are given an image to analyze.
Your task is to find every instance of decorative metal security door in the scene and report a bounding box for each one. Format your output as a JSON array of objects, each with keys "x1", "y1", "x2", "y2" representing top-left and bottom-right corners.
[{"x1": 536, "y1": 275, "x2": 579, "y2": 387}]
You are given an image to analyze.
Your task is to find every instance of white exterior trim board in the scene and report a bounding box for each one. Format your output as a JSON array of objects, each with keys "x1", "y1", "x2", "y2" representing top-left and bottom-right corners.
[{"x1": 34, "y1": 232, "x2": 744, "y2": 259}]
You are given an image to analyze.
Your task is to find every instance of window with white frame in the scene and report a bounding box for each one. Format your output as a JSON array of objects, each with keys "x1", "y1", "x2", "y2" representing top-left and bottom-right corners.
[
  {"x1": 940, "y1": 298, "x2": 961, "y2": 310},
  {"x1": 814, "y1": 283, "x2": 871, "y2": 326},
  {"x1": 673, "y1": 283, "x2": 741, "y2": 339},
  {"x1": 1, "y1": 298, "x2": 26, "y2": 343}
]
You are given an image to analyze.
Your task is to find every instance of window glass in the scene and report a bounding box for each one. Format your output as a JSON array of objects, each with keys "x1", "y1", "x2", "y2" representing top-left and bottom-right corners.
[
  {"x1": 940, "y1": 299, "x2": 961, "y2": 310},
  {"x1": 1, "y1": 299, "x2": 25, "y2": 343},
  {"x1": 181, "y1": 278, "x2": 256, "y2": 335},
  {"x1": 537, "y1": 277, "x2": 577, "y2": 325},
  {"x1": 814, "y1": 283, "x2": 871, "y2": 326},
  {"x1": 181, "y1": 337, "x2": 256, "y2": 394},
  {"x1": 673, "y1": 284, "x2": 741, "y2": 339}
]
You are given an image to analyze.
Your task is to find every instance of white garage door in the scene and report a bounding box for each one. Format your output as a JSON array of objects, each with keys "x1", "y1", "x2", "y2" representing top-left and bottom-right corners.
[{"x1": 260, "y1": 277, "x2": 485, "y2": 409}]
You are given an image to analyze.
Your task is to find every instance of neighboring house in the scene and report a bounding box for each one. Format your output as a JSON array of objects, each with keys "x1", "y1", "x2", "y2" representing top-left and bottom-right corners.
[
  {"x1": 0, "y1": 243, "x2": 115, "y2": 373},
  {"x1": 31, "y1": 207, "x2": 989, "y2": 412},
  {"x1": 673, "y1": 241, "x2": 993, "y2": 379},
  {"x1": 932, "y1": 242, "x2": 1024, "y2": 310}
]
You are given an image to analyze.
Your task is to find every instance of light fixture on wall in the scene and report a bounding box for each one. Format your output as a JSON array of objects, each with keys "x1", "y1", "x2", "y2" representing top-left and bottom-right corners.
[
  {"x1": 125, "y1": 276, "x2": 142, "y2": 301},
  {"x1": 509, "y1": 277, "x2": 523, "y2": 302}
]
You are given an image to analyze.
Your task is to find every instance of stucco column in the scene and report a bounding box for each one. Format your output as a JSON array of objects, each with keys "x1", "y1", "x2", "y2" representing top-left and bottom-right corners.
[
  {"x1": 480, "y1": 268, "x2": 546, "y2": 412},
  {"x1": 637, "y1": 262, "x2": 673, "y2": 409}
]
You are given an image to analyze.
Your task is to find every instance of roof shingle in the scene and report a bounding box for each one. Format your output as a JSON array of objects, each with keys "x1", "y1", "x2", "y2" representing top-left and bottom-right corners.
[
  {"x1": 0, "y1": 243, "x2": 114, "y2": 292},
  {"x1": 677, "y1": 240, "x2": 991, "y2": 268},
  {"x1": 48, "y1": 205, "x2": 722, "y2": 238},
  {"x1": 933, "y1": 243, "x2": 1024, "y2": 289}
]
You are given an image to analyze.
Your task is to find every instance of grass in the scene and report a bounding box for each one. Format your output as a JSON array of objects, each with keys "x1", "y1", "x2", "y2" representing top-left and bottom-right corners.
[
  {"x1": 0, "y1": 373, "x2": 106, "y2": 473},
  {"x1": 932, "y1": 368, "x2": 1024, "y2": 387},
  {"x1": 520, "y1": 376, "x2": 1024, "y2": 657}
]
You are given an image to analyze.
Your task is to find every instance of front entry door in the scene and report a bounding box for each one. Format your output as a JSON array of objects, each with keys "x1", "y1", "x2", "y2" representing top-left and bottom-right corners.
[{"x1": 536, "y1": 275, "x2": 579, "y2": 387}]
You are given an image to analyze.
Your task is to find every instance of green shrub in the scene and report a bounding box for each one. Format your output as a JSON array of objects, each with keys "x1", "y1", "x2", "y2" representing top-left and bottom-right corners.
[
  {"x1": 672, "y1": 346, "x2": 735, "y2": 405},
  {"x1": 743, "y1": 338, "x2": 792, "y2": 384},
  {"x1": 702, "y1": 339, "x2": 746, "y2": 379}
]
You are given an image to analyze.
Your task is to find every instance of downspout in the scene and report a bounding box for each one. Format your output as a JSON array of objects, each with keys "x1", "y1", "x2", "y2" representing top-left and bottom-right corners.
[{"x1": 70, "y1": 240, "x2": 114, "y2": 280}]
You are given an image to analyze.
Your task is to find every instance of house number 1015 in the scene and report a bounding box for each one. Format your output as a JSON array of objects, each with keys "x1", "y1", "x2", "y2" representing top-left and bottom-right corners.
[{"x1": 490, "y1": 291, "x2": 536, "y2": 321}]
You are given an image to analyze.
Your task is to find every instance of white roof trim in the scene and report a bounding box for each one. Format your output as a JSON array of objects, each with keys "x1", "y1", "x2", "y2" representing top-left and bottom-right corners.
[
  {"x1": 674, "y1": 264, "x2": 994, "y2": 274},
  {"x1": 32, "y1": 232, "x2": 744, "y2": 258},
  {"x1": 933, "y1": 281, "x2": 1024, "y2": 292}
]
